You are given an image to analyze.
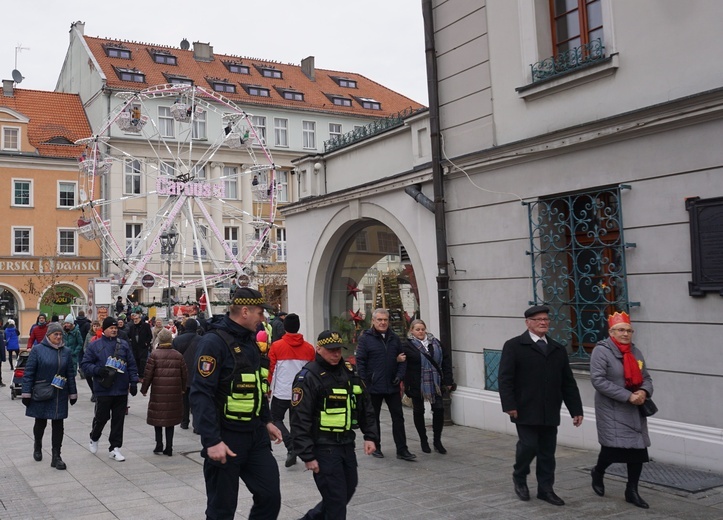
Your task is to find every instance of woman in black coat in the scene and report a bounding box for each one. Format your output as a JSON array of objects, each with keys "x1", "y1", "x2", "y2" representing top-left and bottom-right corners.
[{"x1": 402, "y1": 319, "x2": 455, "y2": 454}]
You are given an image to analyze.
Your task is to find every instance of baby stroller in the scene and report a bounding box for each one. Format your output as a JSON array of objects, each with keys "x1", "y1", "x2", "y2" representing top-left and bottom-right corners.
[{"x1": 10, "y1": 350, "x2": 29, "y2": 400}]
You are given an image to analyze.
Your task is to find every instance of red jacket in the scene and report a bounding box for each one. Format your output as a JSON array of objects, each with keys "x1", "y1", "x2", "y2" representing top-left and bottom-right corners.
[
  {"x1": 27, "y1": 322, "x2": 48, "y2": 349},
  {"x1": 268, "y1": 333, "x2": 315, "y2": 400}
]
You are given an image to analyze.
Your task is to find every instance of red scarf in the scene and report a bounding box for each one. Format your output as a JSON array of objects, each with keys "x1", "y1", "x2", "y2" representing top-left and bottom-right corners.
[{"x1": 610, "y1": 337, "x2": 643, "y2": 390}]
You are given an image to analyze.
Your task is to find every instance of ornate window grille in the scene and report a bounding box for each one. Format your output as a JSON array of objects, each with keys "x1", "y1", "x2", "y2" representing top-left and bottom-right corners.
[
  {"x1": 525, "y1": 185, "x2": 637, "y2": 359},
  {"x1": 531, "y1": 38, "x2": 605, "y2": 82}
]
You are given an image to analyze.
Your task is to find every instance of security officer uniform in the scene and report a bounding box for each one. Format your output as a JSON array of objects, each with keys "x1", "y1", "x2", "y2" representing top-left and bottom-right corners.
[
  {"x1": 290, "y1": 331, "x2": 378, "y2": 520},
  {"x1": 189, "y1": 289, "x2": 280, "y2": 520}
]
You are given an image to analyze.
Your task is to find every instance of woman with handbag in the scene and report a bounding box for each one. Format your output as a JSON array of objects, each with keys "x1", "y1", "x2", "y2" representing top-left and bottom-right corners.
[
  {"x1": 402, "y1": 319, "x2": 455, "y2": 454},
  {"x1": 20, "y1": 322, "x2": 78, "y2": 470},
  {"x1": 590, "y1": 312, "x2": 654, "y2": 509}
]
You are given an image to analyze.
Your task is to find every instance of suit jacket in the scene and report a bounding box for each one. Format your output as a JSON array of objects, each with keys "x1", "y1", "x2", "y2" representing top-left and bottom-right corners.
[{"x1": 498, "y1": 331, "x2": 583, "y2": 426}]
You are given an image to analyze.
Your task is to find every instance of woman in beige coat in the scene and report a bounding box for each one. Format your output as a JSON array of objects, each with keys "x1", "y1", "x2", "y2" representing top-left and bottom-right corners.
[{"x1": 140, "y1": 328, "x2": 187, "y2": 456}]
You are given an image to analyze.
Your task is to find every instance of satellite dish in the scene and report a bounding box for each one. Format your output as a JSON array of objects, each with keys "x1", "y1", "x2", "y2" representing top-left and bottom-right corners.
[
  {"x1": 11, "y1": 69, "x2": 23, "y2": 84},
  {"x1": 180, "y1": 38, "x2": 190, "y2": 50}
]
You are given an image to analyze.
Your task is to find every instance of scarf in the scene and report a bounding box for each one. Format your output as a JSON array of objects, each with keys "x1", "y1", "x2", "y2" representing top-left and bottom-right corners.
[
  {"x1": 610, "y1": 337, "x2": 643, "y2": 390},
  {"x1": 408, "y1": 333, "x2": 442, "y2": 403}
]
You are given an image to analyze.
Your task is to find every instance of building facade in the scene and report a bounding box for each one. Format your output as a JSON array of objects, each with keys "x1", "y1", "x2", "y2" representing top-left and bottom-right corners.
[
  {"x1": 0, "y1": 81, "x2": 99, "y2": 336},
  {"x1": 56, "y1": 22, "x2": 424, "y2": 315},
  {"x1": 284, "y1": 0, "x2": 723, "y2": 472}
]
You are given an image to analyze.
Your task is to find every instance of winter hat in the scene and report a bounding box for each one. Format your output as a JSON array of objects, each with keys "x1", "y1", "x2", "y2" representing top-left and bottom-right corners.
[
  {"x1": 102, "y1": 316, "x2": 118, "y2": 331},
  {"x1": 7, "y1": 319, "x2": 14, "y2": 326},
  {"x1": 184, "y1": 318, "x2": 198, "y2": 332},
  {"x1": 118, "y1": 313, "x2": 127, "y2": 321},
  {"x1": 256, "y1": 330, "x2": 268, "y2": 343},
  {"x1": 284, "y1": 313, "x2": 300, "y2": 333},
  {"x1": 317, "y1": 330, "x2": 344, "y2": 349},
  {"x1": 46, "y1": 322, "x2": 63, "y2": 336},
  {"x1": 157, "y1": 328, "x2": 173, "y2": 346},
  {"x1": 64, "y1": 314, "x2": 75, "y2": 324}
]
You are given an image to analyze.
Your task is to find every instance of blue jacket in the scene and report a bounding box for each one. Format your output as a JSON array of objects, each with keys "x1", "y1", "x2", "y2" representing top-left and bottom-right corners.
[
  {"x1": 80, "y1": 334, "x2": 139, "y2": 396},
  {"x1": 355, "y1": 327, "x2": 406, "y2": 394},
  {"x1": 21, "y1": 337, "x2": 78, "y2": 420},
  {"x1": 5, "y1": 326, "x2": 19, "y2": 351}
]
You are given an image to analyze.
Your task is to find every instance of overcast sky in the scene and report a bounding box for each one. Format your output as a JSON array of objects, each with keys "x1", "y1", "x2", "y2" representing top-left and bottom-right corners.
[{"x1": 0, "y1": 0, "x2": 429, "y2": 105}]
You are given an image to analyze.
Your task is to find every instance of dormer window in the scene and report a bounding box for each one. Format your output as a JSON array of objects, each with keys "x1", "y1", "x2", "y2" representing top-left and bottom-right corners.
[
  {"x1": 105, "y1": 45, "x2": 131, "y2": 59},
  {"x1": 152, "y1": 50, "x2": 177, "y2": 65},
  {"x1": 356, "y1": 97, "x2": 381, "y2": 110},
  {"x1": 165, "y1": 73, "x2": 193, "y2": 86},
  {"x1": 325, "y1": 93, "x2": 352, "y2": 107},
  {"x1": 331, "y1": 76, "x2": 357, "y2": 89},
  {"x1": 115, "y1": 67, "x2": 146, "y2": 83},
  {"x1": 255, "y1": 65, "x2": 282, "y2": 79},
  {"x1": 224, "y1": 61, "x2": 250, "y2": 75},
  {"x1": 276, "y1": 87, "x2": 304, "y2": 102},
  {"x1": 207, "y1": 78, "x2": 236, "y2": 93},
  {"x1": 243, "y1": 84, "x2": 270, "y2": 97}
]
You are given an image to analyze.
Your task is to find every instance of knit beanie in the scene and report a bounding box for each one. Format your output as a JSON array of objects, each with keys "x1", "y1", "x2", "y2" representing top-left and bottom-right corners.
[
  {"x1": 157, "y1": 328, "x2": 173, "y2": 346},
  {"x1": 46, "y1": 322, "x2": 63, "y2": 336},
  {"x1": 102, "y1": 316, "x2": 118, "y2": 331},
  {"x1": 284, "y1": 313, "x2": 300, "y2": 333}
]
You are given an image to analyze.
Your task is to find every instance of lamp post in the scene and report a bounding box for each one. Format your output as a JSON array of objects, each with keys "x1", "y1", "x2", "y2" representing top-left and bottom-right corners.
[{"x1": 159, "y1": 226, "x2": 178, "y2": 321}]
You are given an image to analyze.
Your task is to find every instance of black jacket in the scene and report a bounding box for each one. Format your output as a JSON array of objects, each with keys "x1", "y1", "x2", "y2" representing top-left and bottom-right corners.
[
  {"x1": 402, "y1": 335, "x2": 454, "y2": 398},
  {"x1": 189, "y1": 314, "x2": 271, "y2": 450},
  {"x1": 498, "y1": 331, "x2": 583, "y2": 426},
  {"x1": 290, "y1": 354, "x2": 378, "y2": 462},
  {"x1": 128, "y1": 320, "x2": 153, "y2": 353},
  {"x1": 173, "y1": 330, "x2": 200, "y2": 389},
  {"x1": 355, "y1": 328, "x2": 406, "y2": 395},
  {"x1": 270, "y1": 316, "x2": 285, "y2": 344},
  {"x1": 75, "y1": 315, "x2": 92, "y2": 340}
]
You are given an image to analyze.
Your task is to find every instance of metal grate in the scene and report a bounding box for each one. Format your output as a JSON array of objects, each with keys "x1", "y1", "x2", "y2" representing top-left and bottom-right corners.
[
  {"x1": 484, "y1": 349, "x2": 502, "y2": 391},
  {"x1": 606, "y1": 461, "x2": 723, "y2": 493},
  {"x1": 531, "y1": 39, "x2": 606, "y2": 82}
]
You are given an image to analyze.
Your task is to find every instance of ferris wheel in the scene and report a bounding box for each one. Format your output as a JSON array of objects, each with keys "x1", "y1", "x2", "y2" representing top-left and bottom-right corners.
[{"x1": 74, "y1": 83, "x2": 280, "y2": 303}]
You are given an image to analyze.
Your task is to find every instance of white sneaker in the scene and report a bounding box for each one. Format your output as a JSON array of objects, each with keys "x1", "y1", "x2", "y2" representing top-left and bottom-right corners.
[
  {"x1": 109, "y1": 448, "x2": 125, "y2": 461},
  {"x1": 88, "y1": 439, "x2": 98, "y2": 454}
]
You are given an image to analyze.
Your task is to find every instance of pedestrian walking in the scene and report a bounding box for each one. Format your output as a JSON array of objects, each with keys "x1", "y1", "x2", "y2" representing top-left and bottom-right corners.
[
  {"x1": 5, "y1": 319, "x2": 19, "y2": 370},
  {"x1": 27, "y1": 314, "x2": 48, "y2": 349},
  {"x1": 172, "y1": 318, "x2": 201, "y2": 430},
  {"x1": 499, "y1": 305, "x2": 584, "y2": 506},
  {"x1": 590, "y1": 311, "x2": 654, "y2": 509},
  {"x1": 189, "y1": 287, "x2": 283, "y2": 520},
  {"x1": 141, "y1": 328, "x2": 187, "y2": 456},
  {"x1": 290, "y1": 330, "x2": 379, "y2": 520},
  {"x1": 20, "y1": 322, "x2": 77, "y2": 470},
  {"x1": 128, "y1": 312, "x2": 153, "y2": 381}
]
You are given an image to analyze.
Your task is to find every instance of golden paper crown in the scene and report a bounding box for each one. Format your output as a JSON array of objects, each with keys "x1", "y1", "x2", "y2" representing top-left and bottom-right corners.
[{"x1": 608, "y1": 311, "x2": 631, "y2": 329}]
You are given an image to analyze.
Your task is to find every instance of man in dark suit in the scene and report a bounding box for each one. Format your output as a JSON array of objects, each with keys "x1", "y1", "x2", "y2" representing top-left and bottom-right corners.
[{"x1": 499, "y1": 305, "x2": 583, "y2": 506}]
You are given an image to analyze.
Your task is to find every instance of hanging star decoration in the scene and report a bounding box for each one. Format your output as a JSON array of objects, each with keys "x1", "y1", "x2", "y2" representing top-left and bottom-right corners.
[
  {"x1": 346, "y1": 281, "x2": 361, "y2": 300},
  {"x1": 348, "y1": 309, "x2": 364, "y2": 324}
]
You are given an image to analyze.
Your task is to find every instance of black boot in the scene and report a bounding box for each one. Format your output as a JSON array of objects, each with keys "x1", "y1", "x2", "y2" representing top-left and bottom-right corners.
[
  {"x1": 591, "y1": 468, "x2": 605, "y2": 496},
  {"x1": 51, "y1": 449, "x2": 67, "y2": 470},
  {"x1": 154, "y1": 427, "x2": 164, "y2": 454},
  {"x1": 33, "y1": 440, "x2": 42, "y2": 462},
  {"x1": 163, "y1": 427, "x2": 174, "y2": 456},
  {"x1": 413, "y1": 412, "x2": 431, "y2": 453},
  {"x1": 432, "y1": 409, "x2": 446, "y2": 454},
  {"x1": 625, "y1": 484, "x2": 649, "y2": 509}
]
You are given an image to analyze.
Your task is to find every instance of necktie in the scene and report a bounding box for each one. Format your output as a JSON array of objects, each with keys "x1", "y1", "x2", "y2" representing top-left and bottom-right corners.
[{"x1": 536, "y1": 339, "x2": 548, "y2": 355}]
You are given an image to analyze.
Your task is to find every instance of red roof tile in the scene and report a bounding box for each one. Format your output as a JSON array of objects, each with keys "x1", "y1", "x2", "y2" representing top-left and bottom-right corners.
[
  {"x1": 0, "y1": 88, "x2": 92, "y2": 158},
  {"x1": 84, "y1": 36, "x2": 425, "y2": 117}
]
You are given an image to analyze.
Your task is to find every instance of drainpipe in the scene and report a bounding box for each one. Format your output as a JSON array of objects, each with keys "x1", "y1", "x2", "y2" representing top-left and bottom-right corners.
[{"x1": 422, "y1": 0, "x2": 454, "y2": 424}]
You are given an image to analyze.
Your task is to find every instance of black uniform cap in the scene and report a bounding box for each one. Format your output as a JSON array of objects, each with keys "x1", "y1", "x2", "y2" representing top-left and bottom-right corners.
[{"x1": 317, "y1": 330, "x2": 344, "y2": 349}]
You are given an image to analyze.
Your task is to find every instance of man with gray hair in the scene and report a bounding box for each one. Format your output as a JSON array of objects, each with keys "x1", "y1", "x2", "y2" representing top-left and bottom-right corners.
[{"x1": 355, "y1": 308, "x2": 415, "y2": 461}]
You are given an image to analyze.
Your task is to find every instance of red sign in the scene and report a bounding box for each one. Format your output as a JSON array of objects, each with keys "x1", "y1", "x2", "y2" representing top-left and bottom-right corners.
[{"x1": 141, "y1": 274, "x2": 155, "y2": 288}]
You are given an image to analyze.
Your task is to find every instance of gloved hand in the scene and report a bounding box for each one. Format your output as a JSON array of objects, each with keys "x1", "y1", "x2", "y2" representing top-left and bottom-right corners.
[
  {"x1": 129, "y1": 384, "x2": 138, "y2": 396},
  {"x1": 98, "y1": 366, "x2": 111, "y2": 378},
  {"x1": 22, "y1": 397, "x2": 31, "y2": 407},
  {"x1": 392, "y1": 377, "x2": 400, "y2": 386},
  {"x1": 70, "y1": 398, "x2": 77, "y2": 406}
]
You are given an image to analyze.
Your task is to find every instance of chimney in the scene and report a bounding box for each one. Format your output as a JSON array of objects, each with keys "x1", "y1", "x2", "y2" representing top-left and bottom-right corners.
[
  {"x1": 301, "y1": 56, "x2": 315, "y2": 81},
  {"x1": 71, "y1": 21, "x2": 85, "y2": 35},
  {"x1": 3, "y1": 80, "x2": 14, "y2": 97},
  {"x1": 193, "y1": 42, "x2": 214, "y2": 62}
]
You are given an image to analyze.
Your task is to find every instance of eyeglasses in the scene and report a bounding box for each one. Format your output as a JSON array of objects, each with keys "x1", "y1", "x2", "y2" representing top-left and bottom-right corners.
[
  {"x1": 611, "y1": 328, "x2": 634, "y2": 334},
  {"x1": 527, "y1": 318, "x2": 551, "y2": 322}
]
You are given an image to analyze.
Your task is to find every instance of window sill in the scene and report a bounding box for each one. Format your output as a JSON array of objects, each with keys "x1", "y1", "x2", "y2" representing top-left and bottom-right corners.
[{"x1": 516, "y1": 53, "x2": 619, "y2": 101}]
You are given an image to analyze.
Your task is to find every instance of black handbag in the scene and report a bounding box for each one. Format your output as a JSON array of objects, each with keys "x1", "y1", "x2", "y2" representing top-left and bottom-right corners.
[
  {"x1": 32, "y1": 381, "x2": 55, "y2": 401},
  {"x1": 639, "y1": 398, "x2": 658, "y2": 417}
]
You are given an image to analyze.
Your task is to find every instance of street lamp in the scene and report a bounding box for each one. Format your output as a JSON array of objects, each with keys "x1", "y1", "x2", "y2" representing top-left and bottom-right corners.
[{"x1": 159, "y1": 226, "x2": 179, "y2": 321}]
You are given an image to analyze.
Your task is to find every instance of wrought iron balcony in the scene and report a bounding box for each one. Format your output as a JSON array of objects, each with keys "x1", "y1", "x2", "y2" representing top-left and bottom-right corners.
[
  {"x1": 323, "y1": 106, "x2": 426, "y2": 153},
  {"x1": 531, "y1": 39, "x2": 605, "y2": 83}
]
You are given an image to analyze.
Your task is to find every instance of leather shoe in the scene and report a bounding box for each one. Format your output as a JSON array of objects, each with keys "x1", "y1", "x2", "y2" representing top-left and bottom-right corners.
[
  {"x1": 537, "y1": 491, "x2": 565, "y2": 506},
  {"x1": 625, "y1": 486, "x2": 649, "y2": 509},
  {"x1": 513, "y1": 480, "x2": 530, "y2": 501},
  {"x1": 285, "y1": 451, "x2": 297, "y2": 468},
  {"x1": 396, "y1": 449, "x2": 417, "y2": 461},
  {"x1": 371, "y1": 448, "x2": 384, "y2": 458},
  {"x1": 591, "y1": 468, "x2": 605, "y2": 496}
]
